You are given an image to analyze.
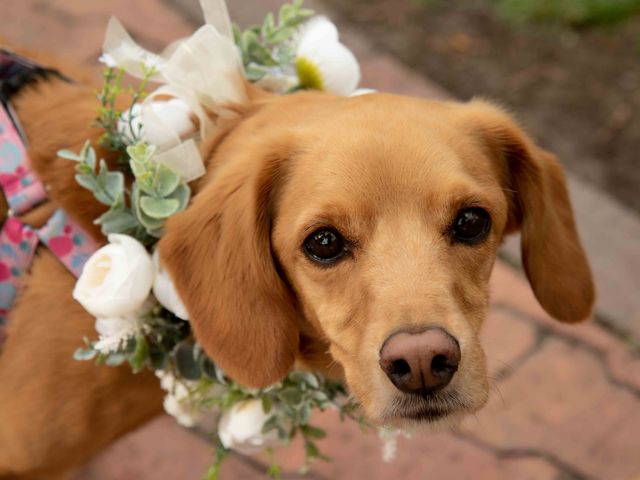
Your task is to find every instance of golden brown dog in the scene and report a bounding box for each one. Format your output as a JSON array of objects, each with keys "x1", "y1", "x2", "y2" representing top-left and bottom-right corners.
[{"x1": 0, "y1": 53, "x2": 594, "y2": 478}]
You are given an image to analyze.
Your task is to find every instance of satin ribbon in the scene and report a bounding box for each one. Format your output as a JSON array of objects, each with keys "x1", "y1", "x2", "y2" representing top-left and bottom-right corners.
[{"x1": 101, "y1": 0, "x2": 249, "y2": 183}]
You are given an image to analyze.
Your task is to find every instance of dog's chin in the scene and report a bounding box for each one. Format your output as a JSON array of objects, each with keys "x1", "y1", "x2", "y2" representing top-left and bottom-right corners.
[{"x1": 376, "y1": 389, "x2": 477, "y2": 431}]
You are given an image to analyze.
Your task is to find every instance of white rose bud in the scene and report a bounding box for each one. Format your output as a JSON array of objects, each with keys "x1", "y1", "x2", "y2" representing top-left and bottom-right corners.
[
  {"x1": 117, "y1": 96, "x2": 198, "y2": 149},
  {"x1": 218, "y1": 399, "x2": 279, "y2": 455},
  {"x1": 152, "y1": 249, "x2": 189, "y2": 320},
  {"x1": 73, "y1": 234, "x2": 154, "y2": 318}
]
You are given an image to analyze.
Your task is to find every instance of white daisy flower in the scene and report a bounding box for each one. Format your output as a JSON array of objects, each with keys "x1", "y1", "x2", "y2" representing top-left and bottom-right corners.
[{"x1": 295, "y1": 16, "x2": 361, "y2": 96}]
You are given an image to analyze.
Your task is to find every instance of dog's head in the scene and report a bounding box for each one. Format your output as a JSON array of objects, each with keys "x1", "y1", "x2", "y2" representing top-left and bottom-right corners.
[{"x1": 158, "y1": 92, "x2": 594, "y2": 428}]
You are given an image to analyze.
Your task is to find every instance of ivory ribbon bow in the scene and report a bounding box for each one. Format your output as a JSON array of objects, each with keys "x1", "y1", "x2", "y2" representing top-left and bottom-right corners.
[{"x1": 101, "y1": 0, "x2": 249, "y2": 182}]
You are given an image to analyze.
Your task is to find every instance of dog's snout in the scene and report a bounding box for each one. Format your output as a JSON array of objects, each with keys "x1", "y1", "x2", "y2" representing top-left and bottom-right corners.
[{"x1": 379, "y1": 328, "x2": 461, "y2": 394}]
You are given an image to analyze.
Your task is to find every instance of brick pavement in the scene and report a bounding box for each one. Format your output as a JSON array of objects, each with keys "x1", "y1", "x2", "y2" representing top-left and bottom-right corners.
[{"x1": 1, "y1": 1, "x2": 639, "y2": 479}]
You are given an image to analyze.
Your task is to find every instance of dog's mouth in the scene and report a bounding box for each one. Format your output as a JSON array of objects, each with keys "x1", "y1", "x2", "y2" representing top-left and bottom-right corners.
[{"x1": 383, "y1": 389, "x2": 470, "y2": 423}]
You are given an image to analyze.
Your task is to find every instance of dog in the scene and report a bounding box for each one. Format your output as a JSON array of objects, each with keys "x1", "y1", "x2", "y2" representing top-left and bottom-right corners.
[{"x1": 0, "y1": 49, "x2": 594, "y2": 478}]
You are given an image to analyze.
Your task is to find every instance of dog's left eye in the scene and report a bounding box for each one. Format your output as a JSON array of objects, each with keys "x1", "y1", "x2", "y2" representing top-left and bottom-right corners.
[
  {"x1": 451, "y1": 207, "x2": 492, "y2": 244},
  {"x1": 303, "y1": 228, "x2": 347, "y2": 265}
]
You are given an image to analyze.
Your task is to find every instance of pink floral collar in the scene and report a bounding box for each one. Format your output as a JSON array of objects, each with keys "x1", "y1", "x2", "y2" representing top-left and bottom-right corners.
[{"x1": 0, "y1": 102, "x2": 99, "y2": 344}]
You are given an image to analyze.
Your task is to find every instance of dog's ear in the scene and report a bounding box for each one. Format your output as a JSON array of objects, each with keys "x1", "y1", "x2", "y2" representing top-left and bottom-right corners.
[
  {"x1": 464, "y1": 100, "x2": 594, "y2": 323},
  {"x1": 157, "y1": 131, "x2": 299, "y2": 387}
]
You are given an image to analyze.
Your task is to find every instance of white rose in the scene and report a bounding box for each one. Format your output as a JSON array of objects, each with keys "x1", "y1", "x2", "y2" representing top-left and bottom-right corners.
[
  {"x1": 152, "y1": 250, "x2": 189, "y2": 320},
  {"x1": 163, "y1": 393, "x2": 201, "y2": 428},
  {"x1": 117, "y1": 96, "x2": 198, "y2": 149},
  {"x1": 295, "y1": 16, "x2": 361, "y2": 96},
  {"x1": 73, "y1": 234, "x2": 154, "y2": 318},
  {"x1": 218, "y1": 399, "x2": 279, "y2": 455}
]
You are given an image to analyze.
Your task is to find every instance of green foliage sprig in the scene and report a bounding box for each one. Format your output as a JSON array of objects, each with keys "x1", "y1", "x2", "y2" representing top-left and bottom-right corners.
[
  {"x1": 75, "y1": 313, "x2": 363, "y2": 478},
  {"x1": 233, "y1": 0, "x2": 314, "y2": 82},
  {"x1": 58, "y1": 69, "x2": 190, "y2": 242},
  {"x1": 127, "y1": 143, "x2": 190, "y2": 237},
  {"x1": 95, "y1": 65, "x2": 154, "y2": 159}
]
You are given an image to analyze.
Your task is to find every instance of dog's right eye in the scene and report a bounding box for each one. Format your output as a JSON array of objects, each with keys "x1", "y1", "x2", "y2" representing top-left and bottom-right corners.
[{"x1": 303, "y1": 228, "x2": 347, "y2": 265}]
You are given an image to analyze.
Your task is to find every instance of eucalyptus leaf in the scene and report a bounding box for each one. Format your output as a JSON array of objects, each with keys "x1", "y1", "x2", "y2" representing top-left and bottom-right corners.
[
  {"x1": 269, "y1": 27, "x2": 295, "y2": 44},
  {"x1": 140, "y1": 196, "x2": 180, "y2": 219},
  {"x1": 57, "y1": 149, "x2": 84, "y2": 162},
  {"x1": 154, "y1": 164, "x2": 181, "y2": 197},
  {"x1": 301, "y1": 425, "x2": 326, "y2": 439},
  {"x1": 86, "y1": 145, "x2": 97, "y2": 170},
  {"x1": 261, "y1": 414, "x2": 280, "y2": 434},
  {"x1": 279, "y1": 387, "x2": 303, "y2": 405},
  {"x1": 132, "y1": 184, "x2": 166, "y2": 231},
  {"x1": 130, "y1": 335, "x2": 149, "y2": 373},
  {"x1": 167, "y1": 184, "x2": 191, "y2": 211},
  {"x1": 74, "y1": 174, "x2": 98, "y2": 192},
  {"x1": 174, "y1": 342, "x2": 201, "y2": 380},
  {"x1": 261, "y1": 395, "x2": 273, "y2": 414},
  {"x1": 130, "y1": 158, "x2": 146, "y2": 177},
  {"x1": 105, "y1": 352, "x2": 127, "y2": 366},
  {"x1": 96, "y1": 208, "x2": 139, "y2": 234},
  {"x1": 73, "y1": 347, "x2": 97, "y2": 361},
  {"x1": 127, "y1": 143, "x2": 155, "y2": 163},
  {"x1": 103, "y1": 171, "x2": 125, "y2": 201}
]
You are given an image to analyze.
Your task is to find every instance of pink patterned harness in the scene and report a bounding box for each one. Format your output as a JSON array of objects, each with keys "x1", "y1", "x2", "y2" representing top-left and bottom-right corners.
[{"x1": 0, "y1": 54, "x2": 98, "y2": 345}]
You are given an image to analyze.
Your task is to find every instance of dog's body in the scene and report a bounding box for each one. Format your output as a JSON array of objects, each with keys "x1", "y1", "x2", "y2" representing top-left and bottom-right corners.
[{"x1": 0, "y1": 52, "x2": 594, "y2": 479}]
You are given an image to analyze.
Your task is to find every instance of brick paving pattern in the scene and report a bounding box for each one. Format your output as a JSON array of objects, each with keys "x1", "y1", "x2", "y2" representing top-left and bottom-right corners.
[{"x1": 1, "y1": 1, "x2": 638, "y2": 479}]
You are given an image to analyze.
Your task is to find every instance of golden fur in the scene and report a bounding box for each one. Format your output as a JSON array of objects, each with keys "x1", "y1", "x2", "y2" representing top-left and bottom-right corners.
[{"x1": 0, "y1": 52, "x2": 593, "y2": 478}]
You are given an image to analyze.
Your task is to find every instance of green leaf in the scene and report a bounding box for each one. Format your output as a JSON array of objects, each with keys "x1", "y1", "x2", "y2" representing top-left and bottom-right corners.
[
  {"x1": 105, "y1": 352, "x2": 127, "y2": 366},
  {"x1": 140, "y1": 195, "x2": 180, "y2": 219},
  {"x1": 130, "y1": 335, "x2": 149, "y2": 373},
  {"x1": 132, "y1": 184, "x2": 165, "y2": 232},
  {"x1": 167, "y1": 184, "x2": 191, "y2": 212},
  {"x1": 127, "y1": 143, "x2": 156, "y2": 163},
  {"x1": 57, "y1": 149, "x2": 84, "y2": 162},
  {"x1": 130, "y1": 158, "x2": 147, "y2": 177},
  {"x1": 174, "y1": 342, "x2": 201, "y2": 380},
  {"x1": 96, "y1": 208, "x2": 139, "y2": 234},
  {"x1": 248, "y1": 41, "x2": 277, "y2": 66},
  {"x1": 73, "y1": 347, "x2": 97, "y2": 361},
  {"x1": 149, "y1": 349, "x2": 168, "y2": 370},
  {"x1": 104, "y1": 171, "x2": 125, "y2": 201},
  {"x1": 305, "y1": 440, "x2": 319, "y2": 460},
  {"x1": 136, "y1": 173, "x2": 156, "y2": 196},
  {"x1": 262, "y1": 395, "x2": 273, "y2": 414},
  {"x1": 154, "y1": 164, "x2": 181, "y2": 197},
  {"x1": 278, "y1": 387, "x2": 303, "y2": 405},
  {"x1": 74, "y1": 174, "x2": 98, "y2": 191},
  {"x1": 301, "y1": 425, "x2": 326, "y2": 439},
  {"x1": 269, "y1": 27, "x2": 296, "y2": 44},
  {"x1": 263, "y1": 12, "x2": 275, "y2": 36},
  {"x1": 86, "y1": 145, "x2": 97, "y2": 169},
  {"x1": 261, "y1": 414, "x2": 280, "y2": 434},
  {"x1": 299, "y1": 402, "x2": 312, "y2": 424},
  {"x1": 201, "y1": 357, "x2": 219, "y2": 381}
]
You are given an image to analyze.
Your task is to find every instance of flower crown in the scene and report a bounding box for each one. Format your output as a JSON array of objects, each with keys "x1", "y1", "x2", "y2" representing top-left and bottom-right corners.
[{"x1": 60, "y1": 1, "x2": 391, "y2": 477}]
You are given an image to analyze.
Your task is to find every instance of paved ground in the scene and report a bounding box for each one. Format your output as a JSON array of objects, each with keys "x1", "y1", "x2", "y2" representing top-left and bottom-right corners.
[{"x1": 2, "y1": 1, "x2": 639, "y2": 479}]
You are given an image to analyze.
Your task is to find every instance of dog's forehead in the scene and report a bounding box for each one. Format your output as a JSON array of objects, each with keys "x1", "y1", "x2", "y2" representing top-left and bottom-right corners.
[{"x1": 287, "y1": 94, "x2": 501, "y2": 209}]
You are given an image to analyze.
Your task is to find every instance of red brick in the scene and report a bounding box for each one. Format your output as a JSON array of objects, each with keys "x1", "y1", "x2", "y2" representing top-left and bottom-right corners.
[
  {"x1": 2, "y1": 0, "x2": 192, "y2": 65},
  {"x1": 459, "y1": 339, "x2": 640, "y2": 479},
  {"x1": 480, "y1": 309, "x2": 539, "y2": 380},
  {"x1": 267, "y1": 410, "x2": 562, "y2": 480},
  {"x1": 76, "y1": 415, "x2": 265, "y2": 480}
]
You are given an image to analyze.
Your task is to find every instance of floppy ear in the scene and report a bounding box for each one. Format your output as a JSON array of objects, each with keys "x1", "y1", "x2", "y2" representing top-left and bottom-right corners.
[
  {"x1": 157, "y1": 131, "x2": 300, "y2": 387},
  {"x1": 465, "y1": 100, "x2": 594, "y2": 323}
]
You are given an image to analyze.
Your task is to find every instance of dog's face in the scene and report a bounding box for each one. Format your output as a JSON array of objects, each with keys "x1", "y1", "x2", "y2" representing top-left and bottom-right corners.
[{"x1": 159, "y1": 92, "x2": 593, "y2": 428}]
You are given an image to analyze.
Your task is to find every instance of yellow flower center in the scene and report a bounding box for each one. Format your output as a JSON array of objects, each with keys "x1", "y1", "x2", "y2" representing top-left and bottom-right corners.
[
  {"x1": 295, "y1": 56, "x2": 324, "y2": 91},
  {"x1": 87, "y1": 253, "x2": 112, "y2": 288}
]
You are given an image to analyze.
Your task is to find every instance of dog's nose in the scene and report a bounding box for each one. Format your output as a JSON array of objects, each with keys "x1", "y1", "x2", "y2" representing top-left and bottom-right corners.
[{"x1": 379, "y1": 328, "x2": 461, "y2": 394}]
